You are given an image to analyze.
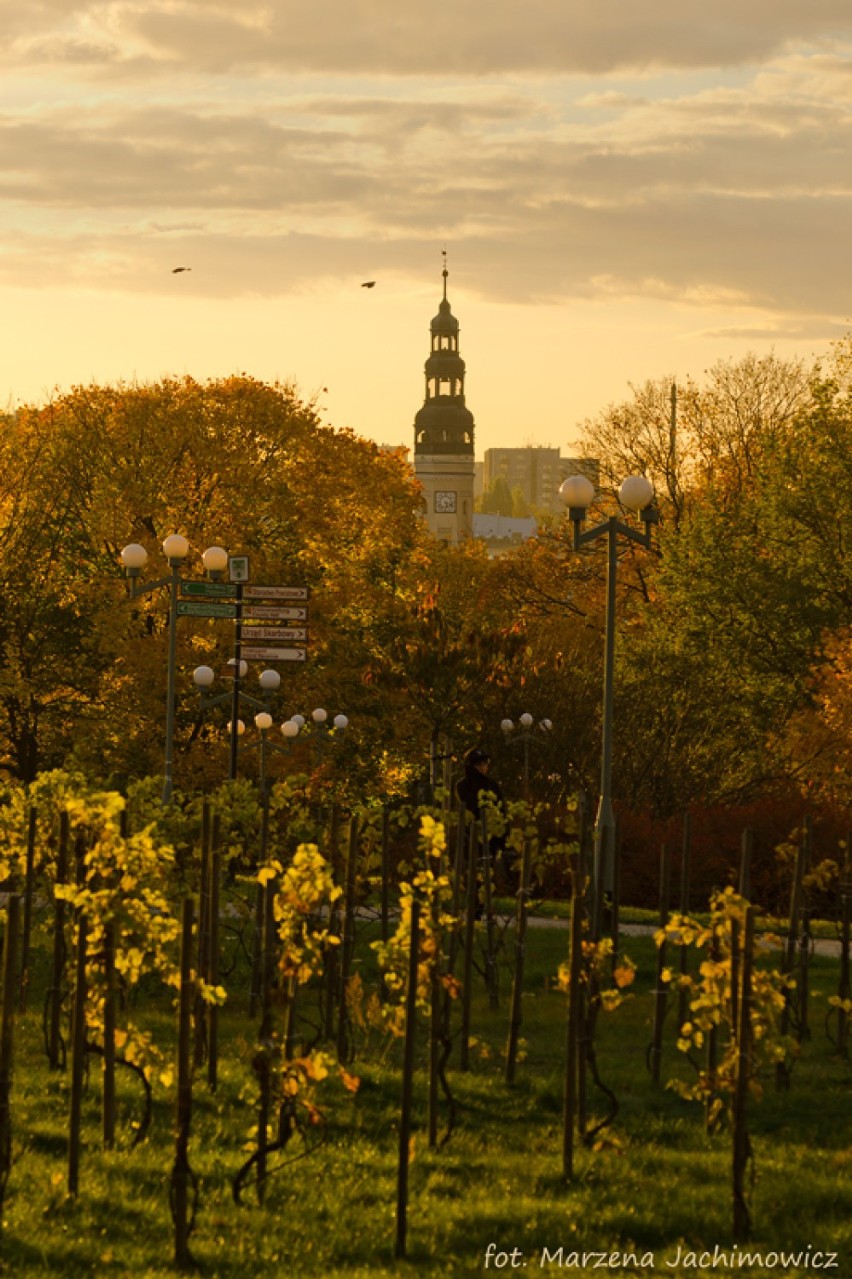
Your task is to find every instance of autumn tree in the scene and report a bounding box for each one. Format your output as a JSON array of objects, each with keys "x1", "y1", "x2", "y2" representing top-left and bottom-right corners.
[
  {"x1": 353, "y1": 538, "x2": 529, "y2": 792},
  {"x1": 523, "y1": 350, "x2": 838, "y2": 816},
  {"x1": 0, "y1": 377, "x2": 427, "y2": 786},
  {"x1": 597, "y1": 349, "x2": 846, "y2": 811}
]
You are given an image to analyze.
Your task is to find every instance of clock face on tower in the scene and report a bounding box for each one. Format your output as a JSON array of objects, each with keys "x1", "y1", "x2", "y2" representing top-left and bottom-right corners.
[{"x1": 434, "y1": 490, "x2": 457, "y2": 514}]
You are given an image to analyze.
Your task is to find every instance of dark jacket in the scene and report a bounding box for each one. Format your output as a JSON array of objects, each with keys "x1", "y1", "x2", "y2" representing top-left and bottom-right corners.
[{"x1": 456, "y1": 767, "x2": 504, "y2": 820}]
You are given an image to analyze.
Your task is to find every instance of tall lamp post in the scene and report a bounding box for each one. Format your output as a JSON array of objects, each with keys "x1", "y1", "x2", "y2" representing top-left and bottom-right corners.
[
  {"x1": 558, "y1": 473, "x2": 657, "y2": 936},
  {"x1": 193, "y1": 664, "x2": 282, "y2": 781},
  {"x1": 121, "y1": 536, "x2": 228, "y2": 804}
]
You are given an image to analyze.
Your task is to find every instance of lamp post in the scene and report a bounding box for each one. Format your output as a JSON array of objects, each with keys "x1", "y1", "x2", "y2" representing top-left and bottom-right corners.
[
  {"x1": 281, "y1": 709, "x2": 349, "y2": 767},
  {"x1": 500, "y1": 713, "x2": 553, "y2": 801},
  {"x1": 559, "y1": 473, "x2": 657, "y2": 936},
  {"x1": 193, "y1": 665, "x2": 283, "y2": 783},
  {"x1": 121, "y1": 535, "x2": 227, "y2": 804}
]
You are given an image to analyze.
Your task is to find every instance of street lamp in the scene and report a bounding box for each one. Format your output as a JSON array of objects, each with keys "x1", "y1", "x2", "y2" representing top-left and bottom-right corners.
[
  {"x1": 559, "y1": 472, "x2": 657, "y2": 937},
  {"x1": 193, "y1": 665, "x2": 282, "y2": 781},
  {"x1": 280, "y1": 709, "x2": 349, "y2": 764},
  {"x1": 501, "y1": 712, "x2": 553, "y2": 801},
  {"x1": 202, "y1": 546, "x2": 228, "y2": 579},
  {"x1": 120, "y1": 533, "x2": 213, "y2": 804}
]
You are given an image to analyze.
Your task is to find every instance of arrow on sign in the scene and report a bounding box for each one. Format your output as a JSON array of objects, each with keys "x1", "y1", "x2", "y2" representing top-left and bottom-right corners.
[
  {"x1": 176, "y1": 600, "x2": 238, "y2": 619},
  {"x1": 241, "y1": 626, "x2": 308, "y2": 641},
  {"x1": 242, "y1": 605, "x2": 307, "y2": 621},
  {"x1": 180, "y1": 581, "x2": 237, "y2": 599},
  {"x1": 243, "y1": 586, "x2": 309, "y2": 601},
  {"x1": 241, "y1": 646, "x2": 307, "y2": 662}
]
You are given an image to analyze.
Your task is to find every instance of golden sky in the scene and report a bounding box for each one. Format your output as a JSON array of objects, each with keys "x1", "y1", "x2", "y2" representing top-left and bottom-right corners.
[{"x1": 2, "y1": 1, "x2": 851, "y2": 451}]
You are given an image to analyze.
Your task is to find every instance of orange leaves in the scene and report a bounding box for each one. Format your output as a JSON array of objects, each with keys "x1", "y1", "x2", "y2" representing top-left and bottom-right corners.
[
  {"x1": 557, "y1": 938, "x2": 635, "y2": 1015},
  {"x1": 339, "y1": 1068, "x2": 360, "y2": 1095},
  {"x1": 442, "y1": 973, "x2": 462, "y2": 1001}
]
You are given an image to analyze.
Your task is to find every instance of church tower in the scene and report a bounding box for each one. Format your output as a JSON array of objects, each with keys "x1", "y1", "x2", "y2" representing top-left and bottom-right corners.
[{"x1": 413, "y1": 259, "x2": 475, "y2": 541}]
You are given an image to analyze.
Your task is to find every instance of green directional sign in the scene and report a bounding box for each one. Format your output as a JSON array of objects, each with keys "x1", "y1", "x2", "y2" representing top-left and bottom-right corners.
[
  {"x1": 180, "y1": 580, "x2": 237, "y2": 599},
  {"x1": 176, "y1": 600, "x2": 238, "y2": 619}
]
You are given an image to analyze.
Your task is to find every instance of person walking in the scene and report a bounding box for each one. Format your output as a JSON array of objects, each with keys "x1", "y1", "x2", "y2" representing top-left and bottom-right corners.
[
  {"x1": 455, "y1": 747, "x2": 503, "y2": 819},
  {"x1": 455, "y1": 748, "x2": 510, "y2": 900}
]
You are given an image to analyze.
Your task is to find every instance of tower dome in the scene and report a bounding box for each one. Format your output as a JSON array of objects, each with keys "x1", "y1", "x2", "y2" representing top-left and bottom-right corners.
[
  {"x1": 430, "y1": 298, "x2": 459, "y2": 335},
  {"x1": 414, "y1": 263, "x2": 474, "y2": 458}
]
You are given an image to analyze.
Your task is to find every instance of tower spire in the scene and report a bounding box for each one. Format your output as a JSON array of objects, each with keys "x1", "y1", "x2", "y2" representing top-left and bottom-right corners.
[{"x1": 412, "y1": 256, "x2": 475, "y2": 542}]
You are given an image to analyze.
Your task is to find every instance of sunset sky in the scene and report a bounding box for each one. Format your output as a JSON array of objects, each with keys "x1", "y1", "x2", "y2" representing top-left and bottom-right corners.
[{"x1": 3, "y1": 1, "x2": 852, "y2": 453}]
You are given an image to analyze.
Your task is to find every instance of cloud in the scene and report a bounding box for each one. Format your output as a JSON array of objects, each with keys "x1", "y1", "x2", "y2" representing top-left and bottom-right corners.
[
  {"x1": 697, "y1": 321, "x2": 852, "y2": 340},
  {"x1": 4, "y1": 0, "x2": 852, "y2": 76},
  {"x1": 2, "y1": 4, "x2": 852, "y2": 346}
]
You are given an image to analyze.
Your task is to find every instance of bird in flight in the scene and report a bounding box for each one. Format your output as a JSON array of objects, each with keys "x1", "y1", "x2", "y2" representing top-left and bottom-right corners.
[
  {"x1": 172, "y1": 266, "x2": 192, "y2": 274},
  {"x1": 361, "y1": 280, "x2": 376, "y2": 288}
]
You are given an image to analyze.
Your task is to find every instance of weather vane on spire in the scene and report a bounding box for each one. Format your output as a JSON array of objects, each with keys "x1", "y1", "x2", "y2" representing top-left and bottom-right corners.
[{"x1": 442, "y1": 246, "x2": 448, "y2": 300}]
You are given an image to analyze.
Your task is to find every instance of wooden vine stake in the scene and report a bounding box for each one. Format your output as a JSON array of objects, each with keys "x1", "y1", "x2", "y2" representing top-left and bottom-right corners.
[
  {"x1": 426, "y1": 815, "x2": 451, "y2": 1151},
  {"x1": 68, "y1": 913, "x2": 88, "y2": 1198},
  {"x1": 440, "y1": 801, "x2": 467, "y2": 1072},
  {"x1": 776, "y1": 817, "x2": 809, "y2": 1090},
  {"x1": 380, "y1": 805, "x2": 391, "y2": 948},
  {"x1": 481, "y1": 810, "x2": 498, "y2": 1009},
  {"x1": 0, "y1": 895, "x2": 20, "y2": 1228},
  {"x1": 323, "y1": 805, "x2": 341, "y2": 1041},
  {"x1": 562, "y1": 851, "x2": 583, "y2": 1180},
  {"x1": 336, "y1": 817, "x2": 359, "y2": 1063},
  {"x1": 460, "y1": 818, "x2": 477, "y2": 1072},
  {"x1": 102, "y1": 918, "x2": 117, "y2": 1150},
  {"x1": 428, "y1": 874, "x2": 442, "y2": 1149},
  {"x1": 255, "y1": 877, "x2": 276, "y2": 1205},
  {"x1": 505, "y1": 834, "x2": 533, "y2": 1085},
  {"x1": 171, "y1": 898, "x2": 196, "y2": 1272},
  {"x1": 194, "y1": 804, "x2": 212, "y2": 1068},
  {"x1": 395, "y1": 897, "x2": 420, "y2": 1260},
  {"x1": 18, "y1": 806, "x2": 37, "y2": 1013},
  {"x1": 249, "y1": 800, "x2": 267, "y2": 1019},
  {"x1": 677, "y1": 813, "x2": 692, "y2": 1030},
  {"x1": 738, "y1": 827, "x2": 753, "y2": 899},
  {"x1": 207, "y1": 839, "x2": 221, "y2": 1092},
  {"x1": 732, "y1": 905, "x2": 755, "y2": 1241},
  {"x1": 47, "y1": 810, "x2": 69, "y2": 1070},
  {"x1": 649, "y1": 842, "x2": 671, "y2": 1085},
  {"x1": 576, "y1": 795, "x2": 591, "y2": 1133},
  {"x1": 837, "y1": 835, "x2": 851, "y2": 1059},
  {"x1": 730, "y1": 918, "x2": 740, "y2": 1053},
  {"x1": 705, "y1": 928, "x2": 720, "y2": 1105},
  {"x1": 610, "y1": 817, "x2": 621, "y2": 972},
  {"x1": 447, "y1": 801, "x2": 467, "y2": 981}
]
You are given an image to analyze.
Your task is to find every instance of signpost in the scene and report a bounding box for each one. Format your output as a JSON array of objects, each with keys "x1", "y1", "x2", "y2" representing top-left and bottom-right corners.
[
  {"x1": 179, "y1": 554, "x2": 314, "y2": 787},
  {"x1": 244, "y1": 586, "x2": 309, "y2": 601},
  {"x1": 181, "y1": 581, "x2": 236, "y2": 599},
  {"x1": 229, "y1": 555, "x2": 250, "y2": 583},
  {"x1": 239, "y1": 627, "x2": 307, "y2": 642},
  {"x1": 240, "y1": 647, "x2": 306, "y2": 663},
  {"x1": 242, "y1": 605, "x2": 307, "y2": 621},
  {"x1": 178, "y1": 568, "x2": 312, "y2": 753},
  {"x1": 176, "y1": 601, "x2": 238, "y2": 619}
]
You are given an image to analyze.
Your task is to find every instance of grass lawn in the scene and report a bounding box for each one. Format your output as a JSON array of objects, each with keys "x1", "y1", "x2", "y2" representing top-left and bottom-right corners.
[
  {"x1": 1, "y1": 921, "x2": 850, "y2": 1278},
  {"x1": 501, "y1": 900, "x2": 845, "y2": 943}
]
